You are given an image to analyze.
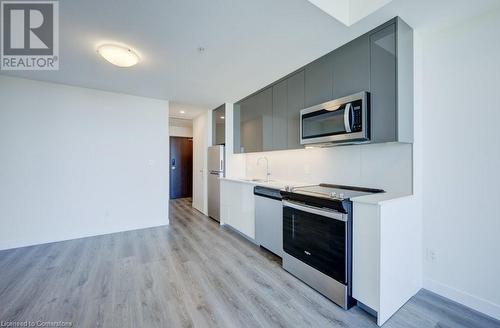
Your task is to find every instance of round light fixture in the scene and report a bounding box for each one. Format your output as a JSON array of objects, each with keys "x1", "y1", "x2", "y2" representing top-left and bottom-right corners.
[
  {"x1": 97, "y1": 44, "x2": 140, "y2": 67},
  {"x1": 220, "y1": 116, "x2": 225, "y2": 119},
  {"x1": 180, "y1": 110, "x2": 185, "y2": 114}
]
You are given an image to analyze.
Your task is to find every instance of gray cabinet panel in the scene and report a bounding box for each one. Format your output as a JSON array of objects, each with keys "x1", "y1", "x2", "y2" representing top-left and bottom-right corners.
[
  {"x1": 287, "y1": 70, "x2": 305, "y2": 149},
  {"x1": 240, "y1": 97, "x2": 261, "y2": 153},
  {"x1": 370, "y1": 23, "x2": 397, "y2": 143},
  {"x1": 255, "y1": 195, "x2": 283, "y2": 257},
  {"x1": 239, "y1": 87, "x2": 273, "y2": 153},
  {"x1": 395, "y1": 18, "x2": 414, "y2": 143},
  {"x1": 233, "y1": 103, "x2": 241, "y2": 153},
  {"x1": 212, "y1": 105, "x2": 225, "y2": 145},
  {"x1": 332, "y1": 35, "x2": 370, "y2": 99},
  {"x1": 272, "y1": 80, "x2": 288, "y2": 150},
  {"x1": 259, "y1": 88, "x2": 274, "y2": 152},
  {"x1": 304, "y1": 54, "x2": 334, "y2": 108}
]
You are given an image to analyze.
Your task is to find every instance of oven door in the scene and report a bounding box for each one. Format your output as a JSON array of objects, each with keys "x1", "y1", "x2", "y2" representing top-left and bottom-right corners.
[{"x1": 283, "y1": 200, "x2": 348, "y2": 284}]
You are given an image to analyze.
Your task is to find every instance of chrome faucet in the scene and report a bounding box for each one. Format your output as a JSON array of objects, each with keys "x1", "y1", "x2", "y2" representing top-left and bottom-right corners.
[{"x1": 257, "y1": 157, "x2": 271, "y2": 182}]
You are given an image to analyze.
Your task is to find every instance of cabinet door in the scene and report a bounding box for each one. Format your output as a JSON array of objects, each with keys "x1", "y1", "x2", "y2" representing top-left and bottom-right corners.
[
  {"x1": 272, "y1": 80, "x2": 288, "y2": 150},
  {"x1": 287, "y1": 70, "x2": 305, "y2": 149},
  {"x1": 240, "y1": 87, "x2": 273, "y2": 153},
  {"x1": 255, "y1": 196, "x2": 283, "y2": 257},
  {"x1": 258, "y1": 88, "x2": 274, "y2": 151},
  {"x1": 370, "y1": 23, "x2": 396, "y2": 143},
  {"x1": 233, "y1": 103, "x2": 242, "y2": 153},
  {"x1": 212, "y1": 105, "x2": 225, "y2": 145},
  {"x1": 239, "y1": 97, "x2": 260, "y2": 153},
  {"x1": 332, "y1": 35, "x2": 370, "y2": 99},
  {"x1": 304, "y1": 54, "x2": 333, "y2": 107}
]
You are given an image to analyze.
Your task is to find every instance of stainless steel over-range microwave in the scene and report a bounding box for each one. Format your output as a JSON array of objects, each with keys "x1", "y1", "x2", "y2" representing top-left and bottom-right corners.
[{"x1": 300, "y1": 91, "x2": 370, "y2": 146}]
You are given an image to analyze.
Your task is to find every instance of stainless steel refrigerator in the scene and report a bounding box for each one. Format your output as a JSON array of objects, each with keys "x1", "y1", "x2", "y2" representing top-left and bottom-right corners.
[{"x1": 207, "y1": 145, "x2": 224, "y2": 221}]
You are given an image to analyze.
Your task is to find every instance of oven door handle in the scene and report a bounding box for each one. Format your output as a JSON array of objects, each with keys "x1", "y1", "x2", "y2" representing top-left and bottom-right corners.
[{"x1": 282, "y1": 200, "x2": 347, "y2": 222}]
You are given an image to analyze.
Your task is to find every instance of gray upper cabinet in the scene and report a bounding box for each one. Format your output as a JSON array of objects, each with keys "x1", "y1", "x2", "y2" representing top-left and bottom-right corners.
[
  {"x1": 272, "y1": 80, "x2": 288, "y2": 150},
  {"x1": 233, "y1": 103, "x2": 241, "y2": 153},
  {"x1": 304, "y1": 54, "x2": 334, "y2": 108},
  {"x1": 370, "y1": 24, "x2": 397, "y2": 143},
  {"x1": 238, "y1": 87, "x2": 273, "y2": 153},
  {"x1": 236, "y1": 71, "x2": 305, "y2": 153},
  {"x1": 369, "y1": 18, "x2": 413, "y2": 143},
  {"x1": 234, "y1": 17, "x2": 413, "y2": 153},
  {"x1": 212, "y1": 105, "x2": 225, "y2": 145},
  {"x1": 287, "y1": 70, "x2": 305, "y2": 149},
  {"x1": 332, "y1": 35, "x2": 370, "y2": 100}
]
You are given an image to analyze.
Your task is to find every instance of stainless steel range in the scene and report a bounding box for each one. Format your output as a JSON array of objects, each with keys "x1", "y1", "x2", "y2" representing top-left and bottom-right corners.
[{"x1": 280, "y1": 184, "x2": 383, "y2": 309}]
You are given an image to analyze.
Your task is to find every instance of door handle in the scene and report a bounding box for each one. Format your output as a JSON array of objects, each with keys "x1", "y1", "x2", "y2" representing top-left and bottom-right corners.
[
  {"x1": 171, "y1": 158, "x2": 176, "y2": 170},
  {"x1": 344, "y1": 103, "x2": 353, "y2": 133},
  {"x1": 282, "y1": 200, "x2": 347, "y2": 222}
]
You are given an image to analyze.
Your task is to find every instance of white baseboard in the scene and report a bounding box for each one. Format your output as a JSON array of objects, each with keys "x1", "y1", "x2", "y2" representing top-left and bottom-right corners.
[
  {"x1": 424, "y1": 278, "x2": 500, "y2": 321},
  {"x1": 0, "y1": 222, "x2": 169, "y2": 251}
]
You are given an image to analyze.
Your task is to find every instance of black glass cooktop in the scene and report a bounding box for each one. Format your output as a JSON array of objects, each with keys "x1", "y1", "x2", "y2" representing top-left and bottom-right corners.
[
  {"x1": 281, "y1": 184, "x2": 384, "y2": 212},
  {"x1": 289, "y1": 184, "x2": 382, "y2": 200}
]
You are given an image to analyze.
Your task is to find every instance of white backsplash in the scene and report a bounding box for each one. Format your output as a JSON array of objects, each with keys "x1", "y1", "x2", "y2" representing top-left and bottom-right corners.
[{"x1": 244, "y1": 142, "x2": 413, "y2": 193}]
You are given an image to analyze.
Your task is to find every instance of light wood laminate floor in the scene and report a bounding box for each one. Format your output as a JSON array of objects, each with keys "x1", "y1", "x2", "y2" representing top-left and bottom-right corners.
[{"x1": 0, "y1": 198, "x2": 499, "y2": 327}]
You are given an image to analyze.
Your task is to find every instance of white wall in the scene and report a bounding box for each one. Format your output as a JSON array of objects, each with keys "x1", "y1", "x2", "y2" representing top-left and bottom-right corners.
[
  {"x1": 170, "y1": 125, "x2": 192, "y2": 137},
  {"x1": 243, "y1": 143, "x2": 413, "y2": 194},
  {"x1": 224, "y1": 104, "x2": 245, "y2": 179},
  {"x1": 192, "y1": 111, "x2": 211, "y2": 214},
  {"x1": 0, "y1": 76, "x2": 170, "y2": 250},
  {"x1": 421, "y1": 8, "x2": 500, "y2": 320},
  {"x1": 169, "y1": 117, "x2": 193, "y2": 137}
]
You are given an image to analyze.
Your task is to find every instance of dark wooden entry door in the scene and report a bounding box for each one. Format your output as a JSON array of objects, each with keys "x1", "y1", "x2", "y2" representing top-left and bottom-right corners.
[{"x1": 169, "y1": 137, "x2": 193, "y2": 199}]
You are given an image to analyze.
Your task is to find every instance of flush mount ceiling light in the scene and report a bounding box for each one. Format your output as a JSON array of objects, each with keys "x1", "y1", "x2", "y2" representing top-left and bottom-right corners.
[
  {"x1": 180, "y1": 110, "x2": 185, "y2": 114},
  {"x1": 97, "y1": 44, "x2": 140, "y2": 67}
]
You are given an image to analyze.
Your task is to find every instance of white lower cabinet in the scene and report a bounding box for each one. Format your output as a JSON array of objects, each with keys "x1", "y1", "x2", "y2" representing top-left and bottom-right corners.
[
  {"x1": 352, "y1": 195, "x2": 421, "y2": 326},
  {"x1": 220, "y1": 179, "x2": 255, "y2": 239}
]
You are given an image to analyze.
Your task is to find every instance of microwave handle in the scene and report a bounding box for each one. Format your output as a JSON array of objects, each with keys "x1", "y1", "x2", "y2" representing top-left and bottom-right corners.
[{"x1": 344, "y1": 103, "x2": 353, "y2": 133}]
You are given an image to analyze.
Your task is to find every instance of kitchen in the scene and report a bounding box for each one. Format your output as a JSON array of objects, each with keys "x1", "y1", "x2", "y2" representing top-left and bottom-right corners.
[
  {"x1": 1, "y1": 0, "x2": 499, "y2": 327},
  {"x1": 203, "y1": 17, "x2": 419, "y2": 326}
]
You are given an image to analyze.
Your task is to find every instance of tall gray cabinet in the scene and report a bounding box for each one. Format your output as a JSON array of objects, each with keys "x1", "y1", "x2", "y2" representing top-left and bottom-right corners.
[
  {"x1": 212, "y1": 105, "x2": 225, "y2": 145},
  {"x1": 234, "y1": 17, "x2": 413, "y2": 153}
]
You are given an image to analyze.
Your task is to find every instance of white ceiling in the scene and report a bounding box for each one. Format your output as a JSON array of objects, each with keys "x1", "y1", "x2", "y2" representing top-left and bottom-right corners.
[
  {"x1": 169, "y1": 102, "x2": 208, "y2": 119},
  {"x1": 306, "y1": 0, "x2": 393, "y2": 26},
  {"x1": 1, "y1": 0, "x2": 499, "y2": 116}
]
